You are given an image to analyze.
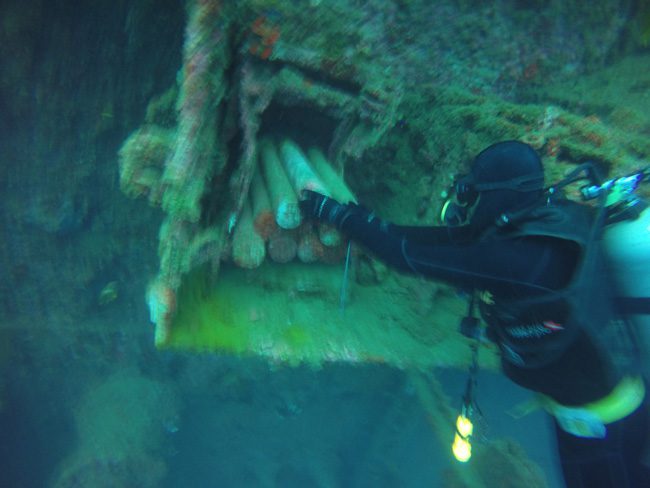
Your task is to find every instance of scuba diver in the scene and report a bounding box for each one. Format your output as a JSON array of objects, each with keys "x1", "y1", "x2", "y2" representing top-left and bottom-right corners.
[{"x1": 300, "y1": 140, "x2": 649, "y2": 488}]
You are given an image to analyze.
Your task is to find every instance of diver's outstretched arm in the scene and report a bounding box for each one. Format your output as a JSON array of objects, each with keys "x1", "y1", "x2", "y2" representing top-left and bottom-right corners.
[{"x1": 300, "y1": 190, "x2": 573, "y2": 293}]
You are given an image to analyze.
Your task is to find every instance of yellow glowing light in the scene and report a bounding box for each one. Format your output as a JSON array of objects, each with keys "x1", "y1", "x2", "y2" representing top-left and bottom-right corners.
[
  {"x1": 452, "y1": 414, "x2": 474, "y2": 462},
  {"x1": 456, "y1": 414, "x2": 473, "y2": 438},
  {"x1": 452, "y1": 433, "x2": 472, "y2": 462}
]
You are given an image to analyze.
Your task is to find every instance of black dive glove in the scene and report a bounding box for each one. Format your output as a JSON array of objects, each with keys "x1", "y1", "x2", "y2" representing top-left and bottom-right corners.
[
  {"x1": 300, "y1": 190, "x2": 355, "y2": 229},
  {"x1": 300, "y1": 190, "x2": 388, "y2": 233}
]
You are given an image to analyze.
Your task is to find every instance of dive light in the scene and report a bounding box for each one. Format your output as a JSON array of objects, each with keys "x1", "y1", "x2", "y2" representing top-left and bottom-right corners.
[
  {"x1": 452, "y1": 295, "x2": 481, "y2": 463},
  {"x1": 452, "y1": 404, "x2": 474, "y2": 462}
]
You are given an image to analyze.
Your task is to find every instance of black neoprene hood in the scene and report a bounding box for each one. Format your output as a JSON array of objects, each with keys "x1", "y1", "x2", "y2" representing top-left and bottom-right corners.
[{"x1": 468, "y1": 140, "x2": 545, "y2": 232}]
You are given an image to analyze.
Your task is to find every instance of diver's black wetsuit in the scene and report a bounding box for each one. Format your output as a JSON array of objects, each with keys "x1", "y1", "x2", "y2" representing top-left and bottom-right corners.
[
  {"x1": 341, "y1": 215, "x2": 576, "y2": 294},
  {"x1": 335, "y1": 210, "x2": 650, "y2": 488}
]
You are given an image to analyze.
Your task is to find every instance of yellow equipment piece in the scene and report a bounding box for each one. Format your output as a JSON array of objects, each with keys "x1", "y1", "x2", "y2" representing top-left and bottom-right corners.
[
  {"x1": 452, "y1": 433, "x2": 472, "y2": 463},
  {"x1": 456, "y1": 413, "x2": 474, "y2": 438},
  {"x1": 452, "y1": 413, "x2": 474, "y2": 462}
]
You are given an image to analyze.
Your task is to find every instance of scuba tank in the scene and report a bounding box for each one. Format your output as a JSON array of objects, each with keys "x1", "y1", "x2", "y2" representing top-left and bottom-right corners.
[
  {"x1": 604, "y1": 207, "x2": 650, "y2": 316},
  {"x1": 604, "y1": 207, "x2": 650, "y2": 375},
  {"x1": 578, "y1": 167, "x2": 650, "y2": 376}
]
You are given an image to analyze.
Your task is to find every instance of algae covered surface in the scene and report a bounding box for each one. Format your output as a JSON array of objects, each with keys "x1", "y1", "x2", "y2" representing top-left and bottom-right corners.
[
  {"x1": 1, "y1": 0, "x2": 649, "y2": 487},
  {"x1": 169, "y1": 262, "x2": 487, "y2": 370}
]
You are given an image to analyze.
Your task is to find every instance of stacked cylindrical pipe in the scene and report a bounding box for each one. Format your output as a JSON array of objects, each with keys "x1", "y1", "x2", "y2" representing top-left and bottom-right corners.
[{"x1": 229, "y1": 137, "x2": 356, "y2": 269}]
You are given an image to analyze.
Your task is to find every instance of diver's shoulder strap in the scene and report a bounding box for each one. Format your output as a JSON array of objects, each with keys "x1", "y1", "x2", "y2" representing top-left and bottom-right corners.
[{"x1": 485, "y1": 198, "x2": 594, "y2": 246}]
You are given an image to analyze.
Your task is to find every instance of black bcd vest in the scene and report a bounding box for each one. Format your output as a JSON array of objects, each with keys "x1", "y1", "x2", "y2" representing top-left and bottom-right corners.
[{"x1": 478, "y1": 199, "x2": 629, "y2": 371}]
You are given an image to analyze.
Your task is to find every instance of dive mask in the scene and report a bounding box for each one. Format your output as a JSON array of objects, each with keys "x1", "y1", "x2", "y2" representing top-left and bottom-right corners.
[
  {"x1": 440, "y1": 171, "x2": 545, "y2": 227},
  {"x1": 439, "y1": 174, "x2": 480, "y2": 227}
]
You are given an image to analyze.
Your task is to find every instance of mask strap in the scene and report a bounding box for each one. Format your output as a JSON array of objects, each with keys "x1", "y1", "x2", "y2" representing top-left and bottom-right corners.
[{"x1": 473, "y1": 172, "x2": 545, "y2": 193}]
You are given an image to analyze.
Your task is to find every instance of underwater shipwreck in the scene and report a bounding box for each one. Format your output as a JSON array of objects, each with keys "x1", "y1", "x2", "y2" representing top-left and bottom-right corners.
[
  {"x1": 118, "y1": 1, "x2": 463, "y2": 367},
  {"x1": 3, "y1": 0, "x2": 650, "y2": 486},
  {"x1": 113, "y1": 1, "x2": 650, "y2": 482},
  {"x1": 120, "y1": 1, "x2": 650, "y2": 367}
]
